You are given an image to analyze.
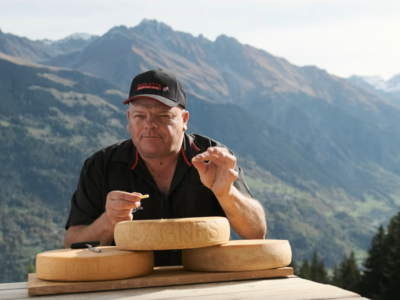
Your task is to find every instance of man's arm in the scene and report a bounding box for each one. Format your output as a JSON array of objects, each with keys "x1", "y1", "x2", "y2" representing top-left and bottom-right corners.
[
  {"x1": 192, "y1": 147, "x2": 267, "y2": 239},
  {"x1": 64, "y1": 191, "x2": 142, "y2": 248}
]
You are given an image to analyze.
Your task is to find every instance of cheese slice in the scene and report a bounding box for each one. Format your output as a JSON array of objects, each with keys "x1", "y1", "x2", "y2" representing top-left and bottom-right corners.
[
  {"x1": 115, "y1": 217, "x2": 230, "y2": 250},
  {"x1": 182, "y1": 240, "x2": 292, "y2": 272},
  {"x1": 36, "y1": 246, "x2": 154, "y2": 281}
]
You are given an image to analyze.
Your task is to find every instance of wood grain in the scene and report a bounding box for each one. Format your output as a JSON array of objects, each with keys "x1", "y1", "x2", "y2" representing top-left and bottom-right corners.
[{"x1": 28, "y1": 266, "x2": 293, "y2": 296}]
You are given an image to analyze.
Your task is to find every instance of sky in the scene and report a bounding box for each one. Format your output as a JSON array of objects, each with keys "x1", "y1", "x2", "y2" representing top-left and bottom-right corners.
[{"x1": 1, "y1": 0, "x2": 399, "y2": 80}]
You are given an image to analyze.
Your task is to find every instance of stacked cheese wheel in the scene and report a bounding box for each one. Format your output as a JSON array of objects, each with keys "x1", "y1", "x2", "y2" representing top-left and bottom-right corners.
[{"x1": 36, "y1": 217, "x2": 291, "y2": 281}]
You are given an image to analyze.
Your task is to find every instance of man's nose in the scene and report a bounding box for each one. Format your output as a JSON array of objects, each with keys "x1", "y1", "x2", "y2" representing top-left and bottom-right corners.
[{"x1": 143, "y1": 115, "x2": 158, "y2": 128}]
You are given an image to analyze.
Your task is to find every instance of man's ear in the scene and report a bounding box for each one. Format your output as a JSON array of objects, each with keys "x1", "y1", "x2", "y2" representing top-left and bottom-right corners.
[
  {"x1": 126, "y1": 109, "x2": 130, "y2": 130},
  {"x1": 183, "y1": 111, "x2": 189, "y2": 131}
]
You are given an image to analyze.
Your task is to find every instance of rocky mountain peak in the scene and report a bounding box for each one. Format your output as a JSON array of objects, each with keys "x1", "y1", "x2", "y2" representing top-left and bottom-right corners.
[
  {"x1": 105, "y1": 25, "x2": 131, "y2": 38},
  {"x1": 349, "y1": 74, "x2": 400, "y2": 93},
  {"x1": 134, "y1": 19, "x2": 174, "y2": 36}
]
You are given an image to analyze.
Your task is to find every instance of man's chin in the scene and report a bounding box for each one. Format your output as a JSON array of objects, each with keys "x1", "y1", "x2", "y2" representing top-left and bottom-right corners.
[{"x1": 138, "y1": 146, "x2": 168, "y2": 157}]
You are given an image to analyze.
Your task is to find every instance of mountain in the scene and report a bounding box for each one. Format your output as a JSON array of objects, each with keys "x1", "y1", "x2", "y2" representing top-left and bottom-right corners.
[
  {"x1": 349, "y1": 74, "x2": 400, "y2": 93},
  {"x1": 1, "y1": 20, "x2": 400, "y2": 282},
  {"x1": 42, "y1": 20, "x2": 400, "y2": 199},
  {"x1": 348, "y1": 74, "x2": 400, "y2": 108},
  {"x1": 41, "y1": 33, "x2": 98, "y2": 56},
  {"x1": 0, "y1": 29, "x2": 97, "y2": 62}
]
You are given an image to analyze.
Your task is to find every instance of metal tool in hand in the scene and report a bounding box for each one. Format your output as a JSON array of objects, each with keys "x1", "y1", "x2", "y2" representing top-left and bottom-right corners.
[
  {"x1": 86, "y1": 244, "x2": 101, "y2": 253},
  {"x1": 132, "y1": 194, "x2": 149, "y2": 214},
  {"x1": 70, "y1": 241, "x2": 101, "y2": 253}
]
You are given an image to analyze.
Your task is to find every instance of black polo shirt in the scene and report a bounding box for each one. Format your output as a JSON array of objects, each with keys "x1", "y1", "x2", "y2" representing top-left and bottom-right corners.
[{"x1": 66, "y1": 133, "x2": 253, "y2": 266}]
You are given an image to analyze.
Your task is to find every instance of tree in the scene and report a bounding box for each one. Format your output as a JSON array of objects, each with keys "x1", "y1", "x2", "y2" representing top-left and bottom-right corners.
[
  {"x1": 381, "y1": 210, "x2": 400, "y2": 300},
  {"x1": 339, "y1": 251, "x2": 360, "y2": 293},
  {"x1": 26, "y1": 260, "x2": 36, "y2": 280},
  {"x1": 299, "y1": 259, "x2": 312, "y2": 280},
  {"x1": 290, "y1": 260, "x2": 298, "y2": 275},
  {"x1": 310, "y1": 251, "x2": 329, "y2": 284},
  {"x1": 360, "y1": 225, "x2": 387, "y2": 299},
  {"x1": 331, "y1": 264, "x2": 341, "y2": 287}
]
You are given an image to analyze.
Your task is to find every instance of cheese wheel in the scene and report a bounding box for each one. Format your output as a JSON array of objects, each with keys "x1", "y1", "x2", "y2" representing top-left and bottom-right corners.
[
  {"x1": 36, "y1": 246, "x2": 154, "y2": 281},
  {"x1": 182, "y1": 240, "x2": 291, "y2": 272},
  {"x1": 114, "y1": 217, "x2": 230, "y2": 250}
]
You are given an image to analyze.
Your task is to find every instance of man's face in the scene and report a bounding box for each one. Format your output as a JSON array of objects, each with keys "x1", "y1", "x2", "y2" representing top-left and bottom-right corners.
[{"x1": 127, "y1": 98, "x2": 189, "y2": 159}]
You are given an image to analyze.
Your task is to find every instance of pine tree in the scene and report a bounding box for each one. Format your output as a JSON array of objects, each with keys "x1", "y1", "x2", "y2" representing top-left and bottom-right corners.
[
  {"x1": 339, "y1": 251, "x2": 360, "y2": 293},
  {"x1": 290, "y1": 260, "x2": 298, "y2": 275},
  {"x1": 299, "y1": 259, "x2": 312, "y2": 280},
  {"x1": 310, "y1": 251, "x2": 329, "y2": 284},
  {"x1": 331, "y1": 264, "x2": 341, "y2": 287},
  {"x1": 381, "y1": 210, "x2": 400, "y2": 300},
  {"x1": 26, "y1": 260, "x2": 36, "y2": 279},
  {"x1": 360, "y1": 225, "x2": 387, "y2": 299}
]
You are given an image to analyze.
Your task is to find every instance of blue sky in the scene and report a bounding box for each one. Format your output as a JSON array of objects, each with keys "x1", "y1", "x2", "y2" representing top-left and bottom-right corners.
[{"x1": 1, "y1": 0, "x2": 399, "y2": 80}]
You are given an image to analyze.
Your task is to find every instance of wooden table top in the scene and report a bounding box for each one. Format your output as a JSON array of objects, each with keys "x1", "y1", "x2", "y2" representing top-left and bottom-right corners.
[{"x1": 0, "y1": 276, "x2": 369, "y2": 300}]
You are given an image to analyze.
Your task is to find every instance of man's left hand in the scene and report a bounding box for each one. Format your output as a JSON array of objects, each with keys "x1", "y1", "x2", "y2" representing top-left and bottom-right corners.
[{"x1": 192, "y1": 147, "x2": 238, "y2": 198}]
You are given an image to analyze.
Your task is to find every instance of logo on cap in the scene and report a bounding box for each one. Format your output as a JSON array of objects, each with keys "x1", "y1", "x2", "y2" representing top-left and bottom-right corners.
[{"x1": 137, "y1": 83, "x2": 162, "y2": 91}]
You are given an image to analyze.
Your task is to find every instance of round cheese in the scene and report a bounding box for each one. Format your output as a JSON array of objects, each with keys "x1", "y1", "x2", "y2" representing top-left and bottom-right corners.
[
  {"x1": 182, "y1": 240, "x2": 292, "y2": 272},
  {"x1": 114, "y1": 217, "x2": 230, "y2": 251},
  {"x1": 36, "y1": 246, "x2": 154, "y2": 281}
]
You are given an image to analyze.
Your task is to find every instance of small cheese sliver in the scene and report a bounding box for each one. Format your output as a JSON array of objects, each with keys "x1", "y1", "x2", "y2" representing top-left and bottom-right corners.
[
  {"x1": 182, "y1": 240, "x2": 292, "y2": 272},
  {"x1": 114, "y1": 217, "x2": 230, "y2": 251},
  {"x1": 36, "y1": 246, "x2": 154, "y2": 281}
]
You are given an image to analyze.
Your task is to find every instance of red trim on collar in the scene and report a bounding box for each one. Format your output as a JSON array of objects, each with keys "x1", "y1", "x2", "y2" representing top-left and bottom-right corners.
[
  {"x1": 190, "y1": 139, "x2": 201, "y2": 152},
  {"x1": 181, "y1": 146, "x2": 192, "y2": 166},
  {"x1": 131, "y1": 149, "x2": 139, "y2": 170}
]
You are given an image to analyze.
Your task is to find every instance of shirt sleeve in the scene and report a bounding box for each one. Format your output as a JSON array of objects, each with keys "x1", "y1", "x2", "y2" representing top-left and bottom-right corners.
[{"x1": 65, "y1": 152, "x2": 105, "y2": 230}]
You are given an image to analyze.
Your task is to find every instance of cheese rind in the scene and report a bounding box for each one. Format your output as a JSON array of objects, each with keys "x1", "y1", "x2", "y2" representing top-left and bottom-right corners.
[
  {"x1": 114, "y1": 217, "x2": 230, "y2": 250},
  {"x1": 182, "y1": 240, "x2": 292, "y2": 272},
  {"x1": 36, "y1": 246, "x2": 154, "y2": 281}
]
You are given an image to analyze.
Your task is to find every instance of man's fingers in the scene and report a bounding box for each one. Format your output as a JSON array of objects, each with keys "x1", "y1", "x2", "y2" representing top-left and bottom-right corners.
[
  {"x1": 108, "y1": 207, "x2": 136, "y2": 217},
  {"x1": 109, "y1": 191, "x2": 143, "y2": 202},
  {"x1": 191, "y1": 158, "x2": 208, "y2": 175},
  {"x1": 109, "y1": 199, "x2": 141, "y2": 210},
  {"x1": 193, "y1": 147, "x2": 236, "y2": 167}
]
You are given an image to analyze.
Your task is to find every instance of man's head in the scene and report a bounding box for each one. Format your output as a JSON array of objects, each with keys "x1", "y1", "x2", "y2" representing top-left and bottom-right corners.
[{"x1": 124, "y1": 70, "x2": 189, "y2": 159}]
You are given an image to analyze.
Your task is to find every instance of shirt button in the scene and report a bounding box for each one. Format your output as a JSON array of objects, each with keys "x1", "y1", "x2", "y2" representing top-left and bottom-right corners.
[{"x1": 172, "y1": 249, "x2": 177, "y2": 252}]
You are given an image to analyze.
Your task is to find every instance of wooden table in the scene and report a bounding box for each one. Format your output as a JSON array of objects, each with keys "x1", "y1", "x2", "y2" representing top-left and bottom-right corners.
[{"x1": 0, "y1": 276, "x2": 369, "y2": 300}]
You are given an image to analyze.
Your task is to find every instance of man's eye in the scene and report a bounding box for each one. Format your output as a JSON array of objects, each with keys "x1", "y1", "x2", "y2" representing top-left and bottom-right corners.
[
  {"x1": 134, "y1": 115, "x2": 144, "y2": 119},
  {"x1": 159, "y1": 115, "x2": 170, "y2": 118}
]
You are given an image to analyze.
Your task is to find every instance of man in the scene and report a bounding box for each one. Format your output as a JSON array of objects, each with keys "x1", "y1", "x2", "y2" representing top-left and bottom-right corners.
[{"x1": 65, "y1": 69, "x2": 266, "y2": 266}]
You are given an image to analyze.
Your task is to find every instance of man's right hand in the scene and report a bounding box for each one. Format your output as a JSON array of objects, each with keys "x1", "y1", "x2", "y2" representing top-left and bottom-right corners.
[
  {"x1": 104, "y1": 191, "x2": 143, "y2": 228},
  {"x1": 64, "y1": 191, "x2": 143, "y2": 248}
]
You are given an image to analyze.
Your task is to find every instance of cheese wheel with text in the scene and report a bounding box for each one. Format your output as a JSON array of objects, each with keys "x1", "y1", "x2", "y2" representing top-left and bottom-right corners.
[
  {"x1": 36, "y1": 246, "x2": 154, "y2": 281},
  {"x1": 114, "y1": 217, "x2": 230, "y2": 250},
  {"x1": 182, "y1": 240, "x2": 292, "y2": 272}
]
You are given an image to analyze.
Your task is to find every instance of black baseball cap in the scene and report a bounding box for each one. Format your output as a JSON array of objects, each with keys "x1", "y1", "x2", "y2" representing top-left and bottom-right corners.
[{"x1": 123, "y1": 69, "x2": 187, "y2": 108}]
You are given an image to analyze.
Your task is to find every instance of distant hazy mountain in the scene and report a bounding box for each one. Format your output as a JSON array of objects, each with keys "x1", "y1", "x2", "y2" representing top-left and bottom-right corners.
[
  {"x1": 348, "y1": 74, "x2": 400, "y2": 108},
  {"x1": 41, "y1": 33, "x2": 98, "y2": 56},
  {"x1": 0, "y1": 29, "x2": 97, "y2": 62}
]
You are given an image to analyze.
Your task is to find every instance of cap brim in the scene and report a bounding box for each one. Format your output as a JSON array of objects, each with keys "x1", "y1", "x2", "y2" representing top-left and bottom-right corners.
[{"x1": 123, "y1": 94, "x2": 179, "y2": 107}]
